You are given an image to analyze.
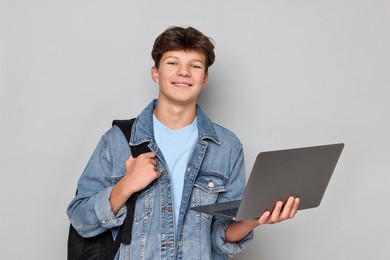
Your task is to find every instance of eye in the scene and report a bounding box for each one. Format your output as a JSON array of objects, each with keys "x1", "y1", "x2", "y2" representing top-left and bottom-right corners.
[{"x1": 192, "y1": 64, "x2": 203, "y2": 69}]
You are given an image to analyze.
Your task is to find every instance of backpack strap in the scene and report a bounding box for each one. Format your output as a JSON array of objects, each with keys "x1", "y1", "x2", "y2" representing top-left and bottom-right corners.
[{"x1": 111, "y1": 119, "x2": 151, "y2": 253}]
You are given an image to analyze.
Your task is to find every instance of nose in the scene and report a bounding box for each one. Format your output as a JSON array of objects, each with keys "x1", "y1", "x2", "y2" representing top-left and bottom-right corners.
[{"x1": 177, "y1": 65, "x2": 191, "y2": 77}]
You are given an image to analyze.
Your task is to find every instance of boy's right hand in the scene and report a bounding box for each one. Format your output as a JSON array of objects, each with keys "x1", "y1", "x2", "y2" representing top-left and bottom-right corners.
[
  {"x1": 110, "y1": 152, "x2": 160, "y2": 214},
  {"x1": 124, "y1": 152, "x2": 161, "y2": 194}
]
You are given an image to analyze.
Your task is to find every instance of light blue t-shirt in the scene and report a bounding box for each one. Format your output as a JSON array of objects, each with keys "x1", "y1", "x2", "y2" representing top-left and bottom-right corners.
[{"x1": 153, "y1": 115, "x2": 198, "y2": 229}]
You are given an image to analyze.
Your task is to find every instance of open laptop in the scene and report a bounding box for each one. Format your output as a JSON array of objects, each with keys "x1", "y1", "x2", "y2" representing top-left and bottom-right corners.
[{"x1": 190, "y1": 143, "x2": 344, "y2": 221}]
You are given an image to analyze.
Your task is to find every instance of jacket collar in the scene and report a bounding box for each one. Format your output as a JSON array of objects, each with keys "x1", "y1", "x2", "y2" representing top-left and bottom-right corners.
[{"x1": 130, "y1": 99, "x2": 220, "y2": 146}]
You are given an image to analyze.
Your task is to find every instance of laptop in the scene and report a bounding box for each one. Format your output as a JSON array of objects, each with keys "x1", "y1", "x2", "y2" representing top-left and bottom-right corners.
[{"x1": 190, "y1": 143, "x2": 344, "y2": 221}]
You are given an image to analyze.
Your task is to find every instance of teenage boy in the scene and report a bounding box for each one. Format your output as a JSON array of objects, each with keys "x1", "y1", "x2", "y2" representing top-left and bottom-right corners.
[{"x1": 67, "y1": 26, "x2": 299, "y2": 260}]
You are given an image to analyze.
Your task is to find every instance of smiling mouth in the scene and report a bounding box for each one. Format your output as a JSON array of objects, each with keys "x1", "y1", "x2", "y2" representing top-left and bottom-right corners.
[{"x1": 172, "y1": 82, "x2": 193, "y2": 87}]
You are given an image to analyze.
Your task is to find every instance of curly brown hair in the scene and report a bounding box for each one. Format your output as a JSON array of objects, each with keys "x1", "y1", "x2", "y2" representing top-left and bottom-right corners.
[{"x1": 151, "y1": 26, "x2": 215, "y2": 72}]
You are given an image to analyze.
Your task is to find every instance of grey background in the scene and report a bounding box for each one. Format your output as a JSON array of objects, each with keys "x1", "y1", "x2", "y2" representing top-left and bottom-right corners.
[{"x1": 1, "y1": 0, "x2": 389, "y2": 259}]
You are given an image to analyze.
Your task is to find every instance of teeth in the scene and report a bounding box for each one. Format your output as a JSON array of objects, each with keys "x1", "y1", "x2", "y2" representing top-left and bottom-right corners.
[{"x1": 174, "y1": 83, "x2": 191, "y2": 87}]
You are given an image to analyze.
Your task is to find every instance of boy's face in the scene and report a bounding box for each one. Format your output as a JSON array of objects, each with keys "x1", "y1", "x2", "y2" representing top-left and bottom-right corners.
[{"x1": 151, "y1": 49, "x2": 208, "y2": 107}]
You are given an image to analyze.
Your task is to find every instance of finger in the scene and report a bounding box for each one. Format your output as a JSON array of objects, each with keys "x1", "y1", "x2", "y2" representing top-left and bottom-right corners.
[
  {"x1": 146, "y1": 160, "x2": 158, "y2": 172},
  {"x1": 279, "y1": 197, "x2": 295, "y2": 220},
  {"x1": 150, "y1": 159, "x2": 158, "y2": 166},
  {"x1": 138, "y1": 152, "x2": 156, "y2": 159},
  {"x1": 153, "y1": 168, "x2": 162, "y2": 180},
  {"x1": 269, "y1": 201, "x2": 283, "y2": 224},
  {"x1": 289, "y1": 198, "x2": 300, "y2": 218},
  {"x1": 258, "y1": 211, "x2": 271, "y2": 225}
]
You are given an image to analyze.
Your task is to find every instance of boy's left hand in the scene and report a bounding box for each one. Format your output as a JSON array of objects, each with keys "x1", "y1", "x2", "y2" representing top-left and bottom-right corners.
[
  {"x1": 225, "y1": 196, "x2": 300, "y2": 243},
  {"x1": 257, "y1": 196, "x2": 300, "y2": 225}
]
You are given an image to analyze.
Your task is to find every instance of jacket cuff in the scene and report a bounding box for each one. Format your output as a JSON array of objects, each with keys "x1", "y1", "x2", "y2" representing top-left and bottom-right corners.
[
  {"x1": 94, "y1": 186, "x2": 127, "y2": 229},
  {"x1": 212, "y1": 220, "x2": 254, "y2": 255}
]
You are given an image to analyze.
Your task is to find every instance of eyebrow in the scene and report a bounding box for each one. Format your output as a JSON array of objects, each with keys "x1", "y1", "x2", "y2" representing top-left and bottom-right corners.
[{"x1": 164, "y1": 56, "x2": 205, "y2": 64}]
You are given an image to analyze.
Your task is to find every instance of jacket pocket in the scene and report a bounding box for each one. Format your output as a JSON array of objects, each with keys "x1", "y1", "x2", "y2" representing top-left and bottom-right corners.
[{"x1": 193, "y1": 171, "x2": 228, "y2": 219}]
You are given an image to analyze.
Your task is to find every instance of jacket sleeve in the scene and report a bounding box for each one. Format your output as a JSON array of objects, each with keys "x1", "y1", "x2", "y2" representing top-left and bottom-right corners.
[
  {"x1": 211, "y1": 145, "x2": 254, "y2": 255},
  {"x1": 66, "y1": 127, "x2": 128, "y2": 238}
]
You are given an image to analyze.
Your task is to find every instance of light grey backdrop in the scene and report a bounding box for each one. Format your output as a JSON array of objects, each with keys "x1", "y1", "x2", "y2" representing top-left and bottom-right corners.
[{"x1": 1, "y1": 0, "x2": 389, "y2": 259}]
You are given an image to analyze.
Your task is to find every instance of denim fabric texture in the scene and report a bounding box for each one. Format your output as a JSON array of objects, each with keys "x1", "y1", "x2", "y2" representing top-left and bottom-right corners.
[{"x1": 67, "y1": 99, "x2": 253, "y2": 259}]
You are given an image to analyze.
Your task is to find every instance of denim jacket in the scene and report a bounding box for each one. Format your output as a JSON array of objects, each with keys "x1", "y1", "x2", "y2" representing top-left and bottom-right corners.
[{"x1": 67, "y1": 100, "x2": 253, "y2": 260}]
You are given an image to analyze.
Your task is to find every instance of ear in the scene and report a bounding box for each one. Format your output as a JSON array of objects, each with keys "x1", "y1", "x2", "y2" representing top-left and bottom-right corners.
[
  {"x1": 151, "y1": 66, "x2": 159, "y2": 83},
  {"x1": 202, "y1": 72, "x2": 209, "y2": 88}
]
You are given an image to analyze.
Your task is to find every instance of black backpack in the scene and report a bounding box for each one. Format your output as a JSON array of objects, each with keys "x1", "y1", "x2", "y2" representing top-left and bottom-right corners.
[{"x1": 67, "y1": 119, "x2": 151, "y2": 260}]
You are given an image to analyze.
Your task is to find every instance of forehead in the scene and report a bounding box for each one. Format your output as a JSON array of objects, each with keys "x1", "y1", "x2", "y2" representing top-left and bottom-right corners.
[{"x1": 161, "y1": 50, "x2": 206, "y2": 63}]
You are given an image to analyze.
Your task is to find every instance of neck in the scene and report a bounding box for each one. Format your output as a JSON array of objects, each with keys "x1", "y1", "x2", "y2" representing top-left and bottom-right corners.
[{"x1": 154, "y1": 100, "x2": 196, "y2": 130}]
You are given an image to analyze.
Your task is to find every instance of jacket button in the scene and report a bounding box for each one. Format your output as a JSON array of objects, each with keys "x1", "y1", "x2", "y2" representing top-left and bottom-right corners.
[
  {"x1": 208, "y1": 179, "x2": 214, "y2": 188},
  {"x1": 163, "y1": 206, "x2": 172, "y2": 212},
  {"x1": 178, "y1": 240, "x2": 183, "y2": 247}
]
